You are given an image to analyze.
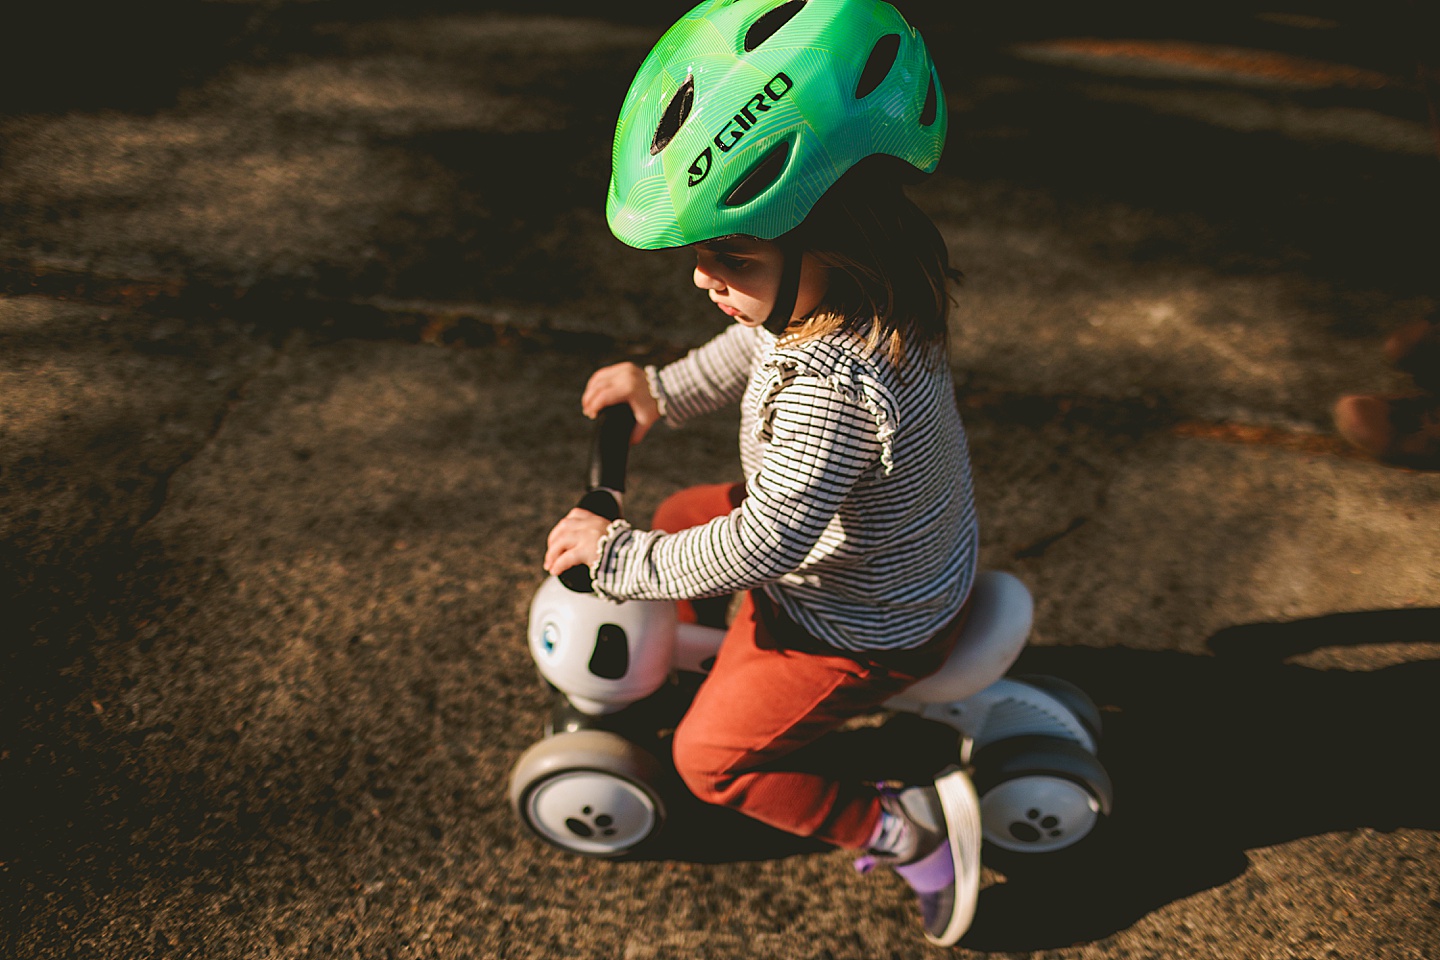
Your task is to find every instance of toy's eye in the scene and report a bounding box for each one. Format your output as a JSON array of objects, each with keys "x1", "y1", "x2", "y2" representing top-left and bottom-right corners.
[{"x1": 540, "y1": 622, "x2": 560, "y2": 655}]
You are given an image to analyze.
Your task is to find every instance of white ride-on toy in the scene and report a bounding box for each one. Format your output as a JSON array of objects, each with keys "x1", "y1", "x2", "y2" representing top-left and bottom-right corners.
[{"x1": 509, "y1": 406, "x2": 1112, "y2": 860}]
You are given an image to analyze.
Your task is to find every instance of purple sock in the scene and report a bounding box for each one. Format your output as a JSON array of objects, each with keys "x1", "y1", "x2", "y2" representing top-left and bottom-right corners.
[{"x1": 894, "y1": 839, "x2": 954, "y2": 894}]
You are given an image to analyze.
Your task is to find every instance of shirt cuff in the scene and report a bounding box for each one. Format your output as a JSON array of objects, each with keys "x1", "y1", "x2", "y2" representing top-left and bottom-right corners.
[
  {"x1": 590, "y1": 517, "x2": 635, "y2": 602},
  {"x1": 643, "y1": 365, "x2": 669, "y2": 422}
]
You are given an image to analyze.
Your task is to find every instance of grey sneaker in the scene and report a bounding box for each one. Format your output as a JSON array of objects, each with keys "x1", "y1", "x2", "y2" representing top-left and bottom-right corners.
[
  {"x1": 863, "y1": 770, "x2": 982, "y2": 946},
  {"x1": 875, "y1": 782, "x2": 946, "y2": 864}
]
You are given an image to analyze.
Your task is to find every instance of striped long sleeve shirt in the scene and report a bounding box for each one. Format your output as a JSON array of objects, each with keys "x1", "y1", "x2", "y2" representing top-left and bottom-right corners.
[{"x1": 591, "y1": 323, "x2": 978, "y2": 653}]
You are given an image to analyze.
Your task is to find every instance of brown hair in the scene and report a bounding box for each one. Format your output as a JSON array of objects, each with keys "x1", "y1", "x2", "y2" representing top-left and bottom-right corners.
[{"x1": 785, "y1": 159, "x2": 961, "y2": 367}]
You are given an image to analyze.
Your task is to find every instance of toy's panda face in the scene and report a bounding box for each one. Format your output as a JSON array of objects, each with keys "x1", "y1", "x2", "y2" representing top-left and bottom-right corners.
[{"x1": 526, "y1": 576, "x2": 677, "y2": 714}]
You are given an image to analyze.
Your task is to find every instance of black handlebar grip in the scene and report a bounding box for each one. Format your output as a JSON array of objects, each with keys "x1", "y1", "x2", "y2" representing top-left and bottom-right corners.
[
  {"x1": 556, "y1": 488, "x2": 623, "y2": 592},
  {"x1": 558, "y1": 560, "x2": 598, "y2": 593},
  {"x1": 589, "y1": 403, "x2": 635, "y2": 494},
  {"x1": 558, "y1": 405, "x2": 635, "y2": 593}
]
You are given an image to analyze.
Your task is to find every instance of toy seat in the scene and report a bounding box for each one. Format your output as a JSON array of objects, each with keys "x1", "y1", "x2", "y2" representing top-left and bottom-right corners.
[{"x1": 897, "y1": 571, "x2": 1033, "y2": 705}]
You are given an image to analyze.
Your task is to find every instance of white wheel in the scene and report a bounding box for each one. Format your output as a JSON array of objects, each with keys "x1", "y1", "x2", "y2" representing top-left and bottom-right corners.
[
  {"x1": 973, "y1": 735, "x2": 1112, "y2": 854},
  {"x1": 979, "y1": 774, "x2": 1102, "y2": 853},
  {"x1": 1013, "y1": 673, "x2": 1103, "y2": 741},
  {"x1": 508, "y1": 729, "x2": 667, "y2": 857}
]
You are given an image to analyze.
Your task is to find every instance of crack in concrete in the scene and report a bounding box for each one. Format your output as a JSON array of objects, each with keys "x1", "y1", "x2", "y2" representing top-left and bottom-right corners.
[
  {"x1": 133, "y1": 332, "x2": 293, "y2": 535},
  {"x1": 1015, "y1": 516, "x2": 1092, "y2": 559}
]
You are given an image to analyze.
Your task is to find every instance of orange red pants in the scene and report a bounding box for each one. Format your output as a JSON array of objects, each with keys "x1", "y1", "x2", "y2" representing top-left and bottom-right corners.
[{"x1": 654, "y1": 483, "x2": 965, "y2": 848}]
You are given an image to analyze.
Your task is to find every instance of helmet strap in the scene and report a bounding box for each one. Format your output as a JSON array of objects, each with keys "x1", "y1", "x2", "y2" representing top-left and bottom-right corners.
[{"x1": 763, "y1": 236, "x2": 803, "y2": 336}]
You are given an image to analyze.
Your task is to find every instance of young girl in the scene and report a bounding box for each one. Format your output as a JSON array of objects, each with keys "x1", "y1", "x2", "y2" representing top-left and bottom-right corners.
[{"x1": 543, "y1": 0, "x2": 982, "y2": 945}]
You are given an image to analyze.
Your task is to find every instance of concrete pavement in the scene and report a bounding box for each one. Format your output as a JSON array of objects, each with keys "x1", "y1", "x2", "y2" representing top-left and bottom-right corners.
[{"x1": 3, "y1": 3, "x2": 1438, "y2": 958}]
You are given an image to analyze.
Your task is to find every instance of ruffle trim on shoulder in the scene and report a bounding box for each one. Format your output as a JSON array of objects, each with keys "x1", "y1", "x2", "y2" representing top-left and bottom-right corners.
[
  {"x1": 750, "y1": 361, "x2": 792, "y2": 448},
  {"x1": 754, "y1": 344, "x2": 901, "y2": 475}
]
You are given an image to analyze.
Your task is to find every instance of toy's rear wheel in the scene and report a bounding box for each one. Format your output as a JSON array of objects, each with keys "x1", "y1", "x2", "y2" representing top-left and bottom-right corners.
[
  {"x1": 972, "y1": 735, "x2": 1112, "y2": 854},
  {"x1": 1012, "y1": 673, "x2": 1104, "y2": 743},
  {"x1": 508, "y1": 729, "x2": 667, "y2": 858}
]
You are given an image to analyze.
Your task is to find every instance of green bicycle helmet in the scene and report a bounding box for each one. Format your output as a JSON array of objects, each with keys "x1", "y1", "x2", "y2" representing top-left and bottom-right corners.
[{"x1": 606, "y1": 0, "x2": 947, "y2": 252}]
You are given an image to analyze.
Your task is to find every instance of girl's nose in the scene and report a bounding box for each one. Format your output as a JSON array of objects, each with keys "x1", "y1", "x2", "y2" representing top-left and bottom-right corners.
[{"x1": 693, "y1": 263, "x2": 724, "y2": 292}]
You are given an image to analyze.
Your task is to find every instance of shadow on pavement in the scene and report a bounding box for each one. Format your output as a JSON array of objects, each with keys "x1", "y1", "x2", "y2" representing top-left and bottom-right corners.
[
  {"x1": 3, "y1": 2, "x2": 1437, "y2": 953},
  {"x1": 0, "y1": 1, "x2": 674, "y2": 115},
  {"x1": 965, "y1": 606, "x2": 1440, "y2": 949},
  {"x1": 6, "y1": 516, "x2": 1436, "y2": 946},
  {"x1": 599, "y1": 606, "x2": 1440, "y2": 948}
]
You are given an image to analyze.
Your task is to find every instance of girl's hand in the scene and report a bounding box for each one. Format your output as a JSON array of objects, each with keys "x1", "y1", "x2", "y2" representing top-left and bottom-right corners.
[
  {"x1": 581, "y1": 362, "x2": 661, "y2": 444},
  {"x1": 544, "y1": 508, "x2": 613, "y2": 576}
]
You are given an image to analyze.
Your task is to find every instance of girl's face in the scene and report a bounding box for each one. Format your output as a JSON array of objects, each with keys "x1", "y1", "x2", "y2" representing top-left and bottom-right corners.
[{"x1": 693, "y1": 237, "x2": 828, "y2": 329}]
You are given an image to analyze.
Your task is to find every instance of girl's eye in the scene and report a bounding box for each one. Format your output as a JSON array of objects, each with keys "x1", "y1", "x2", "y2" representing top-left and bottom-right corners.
[{"x1": 716, "y1": 254, "x2": 747, "y2": 270}]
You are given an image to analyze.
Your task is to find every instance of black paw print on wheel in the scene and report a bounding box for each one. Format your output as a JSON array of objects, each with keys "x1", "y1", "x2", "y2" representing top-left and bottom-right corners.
[
  {"x1": 1008, "y1": 807, "x2": 1063, "y2": 844},
  {"x1": 565, "y1": 805, "x2": 618, "y2": 839}
]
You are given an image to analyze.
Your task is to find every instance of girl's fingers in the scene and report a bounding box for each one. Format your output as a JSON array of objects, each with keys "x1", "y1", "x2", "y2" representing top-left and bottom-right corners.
[
  {"x1": 543, "y1": 535, "x2": 564, "y2": 572},
  {"x1": 581, "y1": 363, "x2": 646, "y2": 419},
  {"x1": 545, "y1": 517, "x2": 576, "y2": 569},
  {"x1": 545, "y1": 540, "x2": 577, "y2": 575},
  {"x1": 545, "y1": 547, "x2": 567, "y2": 575},
  {"x1": 582, "y1": 367, "x2": 623, "y2": 416},
  {"x1": 544, "y1": 511, "x2": 607, "y2": 573},
  {"x1": 580, "y1": 384, "x2": 608, "y2": 418}
]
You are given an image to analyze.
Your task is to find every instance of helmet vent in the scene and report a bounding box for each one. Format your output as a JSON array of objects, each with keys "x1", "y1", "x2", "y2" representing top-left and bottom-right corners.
[
  {"x1": 854, "y1": 34, "x2": 900, "y2": 99},
  {"x1": 724, "y1": 140, "x2": 791, "y2": 207},
  {"x1": 744, "y1": 0, "x2": 806, "y2": 53},
  {"x1": 919, "y1": 74, "x2": 938, "y2": 126},
  {"x1": 651, "y1": 75, "x2": 696, "y2": 156}
]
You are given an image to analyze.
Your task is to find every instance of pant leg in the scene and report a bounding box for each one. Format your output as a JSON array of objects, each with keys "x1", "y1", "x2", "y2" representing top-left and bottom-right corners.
[
  {"x1": 651, "y1": 482, "x2": 745, "y2": 625},
  {"x1": 651, "y1": 482, "x2": 746, "y2": 532},
  {"x1": 671, "y1": 591, "x2": 966, "y2": 849}
]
